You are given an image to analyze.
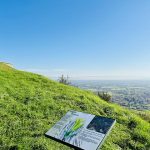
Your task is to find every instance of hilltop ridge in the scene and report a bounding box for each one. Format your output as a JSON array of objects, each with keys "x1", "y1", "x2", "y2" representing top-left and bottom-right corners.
[
  {"x1": 0, "y1": 62, "x2": 150, "y2": 150},
  {"x1": 0, "y1": 62, "x2": 14, "y2": 69}
]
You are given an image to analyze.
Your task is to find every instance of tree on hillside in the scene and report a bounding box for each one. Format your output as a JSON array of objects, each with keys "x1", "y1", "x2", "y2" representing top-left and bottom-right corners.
[
  {"x1": 58, "y1": 75, "x2": 70, "y2": 85},
  {"x1": 97, "y1": 92, "x2": 112, "y2": 102}
]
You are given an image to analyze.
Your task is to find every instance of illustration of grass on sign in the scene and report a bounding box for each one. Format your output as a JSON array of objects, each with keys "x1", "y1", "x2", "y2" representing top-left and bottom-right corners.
[{"x1": 62, "y1": 118, "x2": 85, "y2": 143}]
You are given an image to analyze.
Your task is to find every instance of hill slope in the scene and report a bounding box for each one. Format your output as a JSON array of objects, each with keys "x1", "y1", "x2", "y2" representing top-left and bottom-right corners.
[{"x1": 0, "y1": 63, "x2": 150, "y2": 150}]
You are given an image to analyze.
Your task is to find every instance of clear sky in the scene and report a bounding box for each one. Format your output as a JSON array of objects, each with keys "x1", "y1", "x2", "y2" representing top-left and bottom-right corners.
[{"x1": 0, "y1": 0, "x2": 150, "y2": 80}]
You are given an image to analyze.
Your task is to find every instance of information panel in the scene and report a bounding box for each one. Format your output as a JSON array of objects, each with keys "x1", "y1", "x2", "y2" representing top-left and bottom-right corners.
[{"x1": 45, "y1": 110, "x2": 116, "y2": 150}]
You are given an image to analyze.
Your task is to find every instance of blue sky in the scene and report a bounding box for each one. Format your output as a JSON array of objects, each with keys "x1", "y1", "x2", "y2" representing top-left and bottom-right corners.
[{"x1": 0, "y1": 0, "x2": 150, "y2": 80}]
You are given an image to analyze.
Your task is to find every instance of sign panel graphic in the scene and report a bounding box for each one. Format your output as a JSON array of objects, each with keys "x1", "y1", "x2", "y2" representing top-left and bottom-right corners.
[{"x1": 45, "y1": 110, "x2": 116, "y2": 150}]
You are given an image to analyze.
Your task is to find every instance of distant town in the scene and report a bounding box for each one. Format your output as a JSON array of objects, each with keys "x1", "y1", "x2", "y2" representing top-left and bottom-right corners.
[{"x1": 71, "y1": 80, "x2": 150, "y2": 110}]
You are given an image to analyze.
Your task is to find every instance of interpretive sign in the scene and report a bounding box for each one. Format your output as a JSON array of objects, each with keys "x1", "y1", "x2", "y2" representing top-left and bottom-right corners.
[{"x1": 45, "y1": 110, "x2": 116, "y2": 150}]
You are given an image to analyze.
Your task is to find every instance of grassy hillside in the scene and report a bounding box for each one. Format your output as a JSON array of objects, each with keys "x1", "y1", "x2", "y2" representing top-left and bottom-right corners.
[{"x1": 0, "y1": 63, "x2": 150, "y2": 150}]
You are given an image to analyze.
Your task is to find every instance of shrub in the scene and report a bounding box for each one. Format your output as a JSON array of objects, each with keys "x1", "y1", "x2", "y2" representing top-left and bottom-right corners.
[
  {"x1": 103, "y1": 107, "x2": 114, "y2": 115},
  {"x1": 97, "y1": 92, "x2": 111, "y2": 102},
  {"x1": 58, "y1": 75, "x2": 70, "y2": 85},
  {"x1": 132, "y1": 132, "x2": 147, "y2": 144},
  {"x1": 76, "y1": 101, "x2": 87, "y2": 110},
  {"x1": 9, "y1": 145, "x2": 18, "y2": 150},
  {"x1": 128, "y1": 120, "x2": 137, "y2": 130}
]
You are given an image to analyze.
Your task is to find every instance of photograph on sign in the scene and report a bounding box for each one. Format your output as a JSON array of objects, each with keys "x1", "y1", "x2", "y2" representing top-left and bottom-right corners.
[{"x1": 45, "y1": 110, "x2": 116, "y2": 150}]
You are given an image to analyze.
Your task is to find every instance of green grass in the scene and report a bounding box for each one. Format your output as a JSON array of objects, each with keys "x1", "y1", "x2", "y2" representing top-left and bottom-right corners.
[{"x1": 0, "y1": 62, "x2": 150, "y2": 150}]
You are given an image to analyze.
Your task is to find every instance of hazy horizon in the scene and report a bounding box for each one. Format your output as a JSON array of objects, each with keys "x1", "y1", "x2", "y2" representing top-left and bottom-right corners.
[{"x1": 23, "y1": 69, "x2": 150, "y2": 81}]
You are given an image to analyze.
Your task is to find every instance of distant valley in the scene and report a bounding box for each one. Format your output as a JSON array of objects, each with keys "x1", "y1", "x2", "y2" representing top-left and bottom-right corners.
[{"x1": 71, "y1": 80, "x2": 150, "y2": 110}]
